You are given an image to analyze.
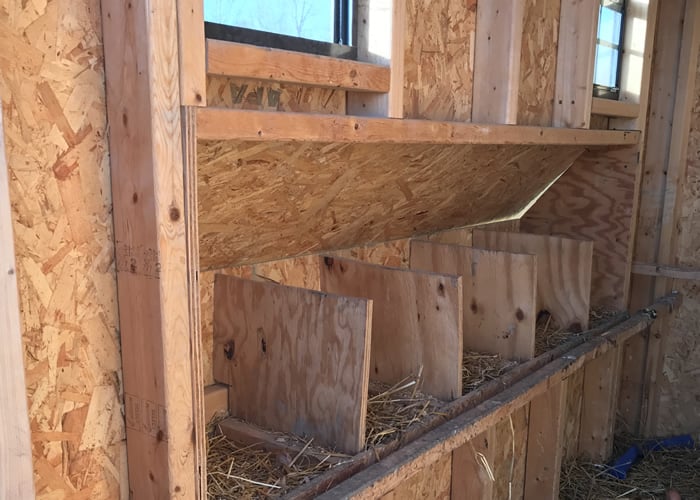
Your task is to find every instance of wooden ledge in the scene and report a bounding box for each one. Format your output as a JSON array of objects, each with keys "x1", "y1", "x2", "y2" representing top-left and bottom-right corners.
[
  {"x1": 591, "y1": 97, "x2": 640, "y2": 118},
  {"x1": 206, "y1": 39, "x2": 390, "y2": 93},
  {"x1": 197, "y1": 108, "x2": 641, "y2": 146}
]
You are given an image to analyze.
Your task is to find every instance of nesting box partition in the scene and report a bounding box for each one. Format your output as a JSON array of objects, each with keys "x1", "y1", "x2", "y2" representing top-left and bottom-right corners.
[
  {"x1": 212, "y1": 274, "x2": 373, "y2": 454},
  {"x1": 409, "y1": 240, "x2": 538, "y2": 361},
  {"x1": 471, "y1": 230, "x2": 594, "y2": 330}
]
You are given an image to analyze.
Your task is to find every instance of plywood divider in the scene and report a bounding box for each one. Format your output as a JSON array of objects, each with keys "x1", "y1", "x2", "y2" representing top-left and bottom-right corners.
[
  {"x1": 213, "y1": 275, "x2": 372, "y2": 454},
  {"x1": 472, "y1": 230, "x2": 593, "y2": 330},
  {"x1": 319, "y1": 256, "x2": 463, "y2": 401},
  {"x1": 409, "y1": 240, "x2": 537, "y2": 361},
  {"x1": 451, "y1": 427, "x2": 496, "y2": 500}
]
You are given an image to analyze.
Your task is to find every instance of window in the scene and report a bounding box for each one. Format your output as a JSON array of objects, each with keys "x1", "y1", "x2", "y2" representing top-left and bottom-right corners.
[
  {"x1": 204, "y1": 0, "x2": 356, "y2": 59},
  {"x1": 593, "y1": 0, "x2": 625, "y2": 99}
]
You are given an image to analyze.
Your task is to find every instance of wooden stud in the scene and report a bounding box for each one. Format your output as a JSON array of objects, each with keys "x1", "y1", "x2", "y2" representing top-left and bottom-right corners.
[
  {"x1": 553, "y1": 0, "x2": 599, "y2": 128},
  {"x1": 196, "y1": 107, "x2": 641, "y2": 144},
  {"x1": 0, "y1": 106, "x2": 35, "y2": 500},
  {"x1": 472, "y1": 230, "x2": 593, "y2": 330},
  {"x1": 207, "y1": 40, "x2": 391, "y2": 93},
  {"x1": 578, "y1": 346, "x2": 623, "y2": 461},
  {"x1": 319, "y1": 256, "x2": 463, "y2": 401},
  {"x1": 632, "y1": 263, "x2": 700, "y2": 280},
  {"x1": 410, "y1": 240, "x2": 537, "y2": 361},
  {"x1": 524, "y1": 381, "x2": 566, "y2": 500},
  {"x1": 176, "y1": 0, "x2": 206, "y2": 105},
  {"x1": 472, "y1": 0, "x2": 525, "y2": 124},
  {"x1": 100, "y1": 0, "x2": 199, "y2": 496},
  {"x1": 213, "y1": 275, "x2": 372, "y2": 454}
]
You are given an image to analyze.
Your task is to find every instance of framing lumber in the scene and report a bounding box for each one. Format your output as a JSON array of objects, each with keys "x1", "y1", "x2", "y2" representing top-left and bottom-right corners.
[
  {"x1": 0, "y1": 107, "x2": 35, "y2": 500},
  {"x1": 554, "y1": 0, "x2": 599, "y2": 128},
  {"x1": 207, "y1": 39, "x2": 391, "y2": 93},
  {"x1": 632, "y1": 263, "x2": 700, "y2": 280},
  {"x1": 196, "y1": 107, "x2": 640, "y2": 144},
  {"x1": 409, "y1": 240, "x2": 537, "y2": 361},
  {"x1": 472, "y1": 230, "x2": 593, "y2": 330},
  {"x1": 316, "y1": 294, "x2": 680, "y2": 499},
  {"x1": 524, "y1": 381, "x2": 566, "y2": 499},
  {"x1": 319, "y1": 256, "x2": 463, "y2": 401},
  {"x1": 591, "y1": 97, "x2": 640, "y2": 118},
  {"x1": 100, "y1": 1, "x2": 200, "y2": 497},
  {"x1": 472, "y1": 0, "x2": 525, "y2": 124},
  {"x1": 177, "y1": 0, "x2": 206, "y2": 105},
  {"x1": 213, "y1": 275, "x2": 372, "y2": 454}
]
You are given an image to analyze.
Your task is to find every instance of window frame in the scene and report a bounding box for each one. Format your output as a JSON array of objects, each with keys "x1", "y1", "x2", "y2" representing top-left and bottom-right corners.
[{"x1": 593, "y1": 0, "x2": 626, "y2": 100}]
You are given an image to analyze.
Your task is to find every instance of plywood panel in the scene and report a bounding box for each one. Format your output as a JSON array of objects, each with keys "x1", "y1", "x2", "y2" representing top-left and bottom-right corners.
[
  {"x1": 403, "y1": 0, "x2": 476, "y2": 121},
  {"x1": 522, "y1": 146, "x2": 638, "y2": 309},
  {"x1": 198, "y1": 140, "x2": 585, "y2": 268},
  {"x1": 472, "y1": 230, "x2": 593, "y2": 330},
  {"x1": 0, "y1": 0, "x2": 126, "y2": 497},
  {"x1": 452, "y1": 427, "x2": 497, "y2": 500},
  {"x1": 492, "y1": 406, "x2": 529, "y2": 500},
  {"x1": 518, "y1": 0, "x2": 561, "y2": 126},
  {"x1": 381, "y1": 453, "x2": 452, "y2": 500},
  {"x1": 562, "y1": 369, "x2": 584, "y2": 461},
  {"x1": 320, "y1": 256, "x2": 463, "y2": 401},
  {"x1": 213, "y1": 275, "x2": 372, "y2": 454},
  {"x1": 410, "y1": 241, "x2": 537, "y2": 361},
  {"x1": 206, "y1": 75, "x2": 346, "y2": 114}
]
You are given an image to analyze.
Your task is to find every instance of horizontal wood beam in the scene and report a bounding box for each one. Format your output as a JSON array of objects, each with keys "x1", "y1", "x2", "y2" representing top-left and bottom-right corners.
[
  {"x1": 633, "y1": 262, "x2": 700, "y2": 280},
  {"x1": 207, "y1": 39, "x2": 391, "y2": 93},
  {"x1": 197, "y1": 108, "x2": 641, "y2": 145},
  {"x1": 591, "y1": 97, "x2": 640, "y2": 119}
]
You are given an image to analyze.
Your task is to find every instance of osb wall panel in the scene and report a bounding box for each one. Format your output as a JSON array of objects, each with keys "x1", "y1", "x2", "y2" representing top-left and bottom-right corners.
[
  {"x1": 197, "y1": 140, "x2": 584, "y2": 269},
  {"x1": 517, "y1": 0, "x2": 560, "y2": 126},
  {"x1": 655, "y1": 52, "x2": 700, "y2": 435},
  {"x1": 522, "y1": 146, "x2": 639, "y2": 309},
  {"x1": 207, "y1": 75, "x2": 346, "y2": 114},
  {"x1": 0, "y1": 1, "x2": 126, "y2": 498},
  {"x1": 403, "y1": 0, "x2": 476, "y2": 121}
]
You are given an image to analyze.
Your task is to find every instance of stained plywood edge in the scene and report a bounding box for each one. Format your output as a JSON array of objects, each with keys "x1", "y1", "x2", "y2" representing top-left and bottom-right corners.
[
  {"x1": 212, "y1": 275, "x2": 372, "y2": 454},
  {"x1": 409, "y1": 240, "x2": 537, "y2": 361},
  {"x1": 319, "y1": 256, "x2": 463, "y2": 401},
  {"x1": 472, "y1": 0, "x2": 525, "y2": 124},
  {"x1": 207, "y1": 39, "x2": 391, "y2": 93},
  {"x1": 196, "y1": 107, "x2": 640, "y2": 144},
  {"x1": 177, "y1": 0, "x2": 206, "y2": 105},
  {"x1": 554, "y1": 0, "x2": 599, "y2": 128},
  {"x1": 524, "y1": 380, "x2": 566, "y2": 499},
  {"x1": 472, "y1": 230, "x2": 593, "y2": 330},
  {"x1": 0, "y1": 105, "x2": 35, "y2": 500}
]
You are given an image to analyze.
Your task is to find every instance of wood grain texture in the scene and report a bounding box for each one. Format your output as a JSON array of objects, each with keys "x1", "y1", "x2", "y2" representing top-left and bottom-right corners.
[
  {"x1": 518, "y1": 0, "x2": 561, "y2": 126},
  {"x1": 101, "y1": 0, "x2": 197, "y2": 496},
  {"x1": 472, "y1": 0, "x2": 525, "y2": 124},
  {"x1": 524, "y1": 381, "x2": 566, "y2": 499},
  {"x1": 410, "y1": 241, "x2": 537, "y2": 361},
  {"x1": 320, "y1": 256, "x2": 463, "y2": 401},
  {"x1": 0, "y1": 0, "x2": 127, "y2": 497},
  {"x1": 578, "y1": 346, "x2": 623, "y2": 461},
  {"x1": 0, "y1": 101, "x2": 35, "y2": 500},
  {"x1": 213, "y1": 275, "x2": 372, "y2": 454},
  {"x1": 554, "y1": 0, "x2": 599, "y2": 128},
  {"x1": 203, "y1": 384, "x2": 228, "y2": 423},
  {"x1": 472, "y1": 230, "x2": 593, "y2": 330},
  {"x1": 380, "y1": 453, "x2": 452, "y2": 500},
  {"x1": 522, "y1": 146, "x2": 639, "y2": 309},
  {"x1": 451, "y1": 428, "x2": 497, "y2": 500},
  {"x1": 403, "y1": 0, "x2": 476, "y2": 121},
  {"x1": 207, "y1": 40, "x2": 390, "y2": 92},
  {"x1": 562, "y1": 369, "x2": 584, "y2": 461},
  {"x1": 206, "y1": 75, "x2": 346, "y2": 114},
  {"x1": 177, "y1": 0, "x2": 206, "y2": 105},
  {"x1": 492, "y1": 406, "x2": 529, "y2": 500},
  {"x1": 198, "y1": 140, "x2": 585, "y2": 268}
]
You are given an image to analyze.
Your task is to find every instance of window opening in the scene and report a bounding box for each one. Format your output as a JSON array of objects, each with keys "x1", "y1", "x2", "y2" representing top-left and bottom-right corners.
[{"x1": 593, "y1": 0, "x2": 626, "y2": 99}]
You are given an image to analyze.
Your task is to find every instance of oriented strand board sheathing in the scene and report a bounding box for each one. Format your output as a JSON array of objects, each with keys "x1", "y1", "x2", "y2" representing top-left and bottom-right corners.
[
  {"x1": 518, "y1": 0, "x2": 561, "y2": 126},
  {"x1": 198, "y1": 140, "x2": 585, "y2": 268},
  {"x1": 522, "y1": 146, "x2": 638, "y2": 309},
  {"x1": 206, "y1": 75, "x2": 346, "y2": 114},
  {"x1": 403, "y1": 0, "x2": 476, "y2": 121},
  {"x1": 0, "y1": 1, "x2": 126, "y2": 498}
]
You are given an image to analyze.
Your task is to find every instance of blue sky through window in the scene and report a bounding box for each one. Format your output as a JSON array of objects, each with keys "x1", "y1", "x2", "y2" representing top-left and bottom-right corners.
[
  {"x1": 204, "y1": 0, "x2": 337, "y2": 43},
  {"x1": 594, "y1": 3, "x2": 624, "y2": 89}
]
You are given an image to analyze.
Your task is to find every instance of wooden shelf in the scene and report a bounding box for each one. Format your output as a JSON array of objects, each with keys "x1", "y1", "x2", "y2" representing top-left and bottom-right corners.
[
  {"x1": 207, "y1": 39, "x2": 391, "y2": 93},
  {"x1": 591, "y1": 97, "x2": 640, "y2": 118},
  {"x1": 196, "y1": 107, "x2": 641, "y2": 145}
]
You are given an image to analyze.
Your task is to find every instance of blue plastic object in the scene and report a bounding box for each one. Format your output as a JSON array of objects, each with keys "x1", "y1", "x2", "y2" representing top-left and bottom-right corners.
[
  {"x1": 605, "y1": 434, "x2": 694, "y2": 480},
  {"x1": 643, "y1": 435, "x2": 694, "y2": 453},
  {"x1": 606, "y1": 445, "x2": 640, "y2": 479}
]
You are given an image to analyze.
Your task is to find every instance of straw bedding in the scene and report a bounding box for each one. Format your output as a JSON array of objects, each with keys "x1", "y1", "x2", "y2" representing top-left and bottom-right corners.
[
  {"x1": 462, "y1": 351, "x2": 518, "y2": 394},
  {"x1": 535, "y1": 307, "x2": 620, "y2": 356}
]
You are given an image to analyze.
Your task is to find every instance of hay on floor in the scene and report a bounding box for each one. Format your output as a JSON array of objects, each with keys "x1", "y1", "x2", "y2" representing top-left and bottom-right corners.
[
  {"x1": 462, "y1": 351, "x2": 518, "y2": 394},
  {"x1": 559, "y1": 435, "x2": 700, "y2": 499}
]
